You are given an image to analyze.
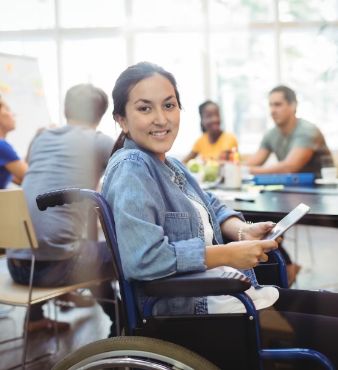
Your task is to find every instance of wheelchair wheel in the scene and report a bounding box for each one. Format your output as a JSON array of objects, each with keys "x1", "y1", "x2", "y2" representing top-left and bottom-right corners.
[{"x1": 52, "y1": 336, "x2": 220, "y2": 370}]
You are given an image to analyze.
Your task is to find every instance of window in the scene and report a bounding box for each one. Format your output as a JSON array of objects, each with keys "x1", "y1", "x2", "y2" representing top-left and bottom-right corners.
[
  {"x1": 210, "y1": 30, "x2": 275, "y2": 153},
  {"x1": 281, "y1": 28, "x2": 338, "y2": 148},
  {"x1": 131, "y1": 0, "x2": 204, "y2": 27},
  {"x1": 0, "y1": 0, "x2": 54, "y2": 31},
  {"x1": 134, "y1": 32, "x2": 205, "y2": 158},
  {"x1": 209, "y1": 0, "x2": 274, "y2": 25},
  {"x1": 279, "y1": 0, "x2": 338, "y2": 22},
  {"x1": 59, "y1": 0, "x2": 126, "y2": 28},
  {"x1": 61, "y1": 37, "x2": 127, "y2": 135},
  {"x1": 1, "y1": 0, "x2": 338, "y2": 156}
]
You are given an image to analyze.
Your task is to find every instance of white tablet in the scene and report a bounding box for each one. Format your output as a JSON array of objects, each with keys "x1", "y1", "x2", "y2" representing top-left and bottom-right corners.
[{"x1": 263, "y1": 203, "x2": 310, "y2": 240}]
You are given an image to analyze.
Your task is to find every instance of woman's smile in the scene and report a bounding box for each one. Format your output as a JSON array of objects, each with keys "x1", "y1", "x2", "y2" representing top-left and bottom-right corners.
[{"x1": 149, "y1": 129, "x2": 171, "y2": 138}]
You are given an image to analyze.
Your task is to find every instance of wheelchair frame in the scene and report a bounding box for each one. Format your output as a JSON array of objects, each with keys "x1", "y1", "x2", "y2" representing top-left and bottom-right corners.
[{"x1": 36, "y1": 188, "x2": 335, "y2": 370}]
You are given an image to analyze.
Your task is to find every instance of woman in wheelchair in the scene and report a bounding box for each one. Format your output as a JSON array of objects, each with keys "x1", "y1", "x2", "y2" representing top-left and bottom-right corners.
[{"x1": 101, "y1": 61, "x2": 338, "y2": 367}]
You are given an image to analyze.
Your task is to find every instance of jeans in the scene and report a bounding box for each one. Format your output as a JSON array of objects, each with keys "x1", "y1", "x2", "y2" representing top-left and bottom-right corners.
[{"x1": 7, "y1": 241, "x2": 116, "y2": 335}]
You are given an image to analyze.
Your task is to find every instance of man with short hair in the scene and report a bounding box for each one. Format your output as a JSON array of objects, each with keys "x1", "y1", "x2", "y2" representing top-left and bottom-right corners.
[
  {"x1": 246, "y1": 85, "x2": 334, "y2": 286},
  {"x1": 7, "y1": 84, "x2": 116, "y2": 335},
  {"x1": 246, "y1": 85, "x2": 334, "y2": 178}
]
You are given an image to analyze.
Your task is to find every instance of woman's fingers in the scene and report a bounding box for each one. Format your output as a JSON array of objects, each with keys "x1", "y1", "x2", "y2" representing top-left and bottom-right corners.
[
  {"x1": 276, "y1": 236, "x2": 283, "y2": 244},
  {"x1": 256, "y1": 241, "x2": 276, "y2": 265},
  {"x1": 258, "y1": 252, "x2": 269, "y2": 263},
  {"x1": 246, "y1": 221, "x2": 276, "y2": 240},
  {"x1": 225, "y1": 240, "x2": 277, "y2": 269},
  {"x1": 261, "y1": 239, "x2": 278, "y2": 252}
]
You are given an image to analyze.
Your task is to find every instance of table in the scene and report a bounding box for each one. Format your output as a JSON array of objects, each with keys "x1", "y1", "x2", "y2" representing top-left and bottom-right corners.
[{"x1": 214, "y1": 186, "x2": 338, "y2": 228}]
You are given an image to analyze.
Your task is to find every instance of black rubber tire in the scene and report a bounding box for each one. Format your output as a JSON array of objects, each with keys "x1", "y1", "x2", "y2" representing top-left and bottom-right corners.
[{"x1": 52, "y1": 336, "x2": 220, "y2": 370}]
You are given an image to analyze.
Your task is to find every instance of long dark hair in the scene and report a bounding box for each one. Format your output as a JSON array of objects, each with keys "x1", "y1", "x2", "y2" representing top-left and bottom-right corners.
[{"x1": 111, "y1": 62, "x2": 182, "y2": 155}]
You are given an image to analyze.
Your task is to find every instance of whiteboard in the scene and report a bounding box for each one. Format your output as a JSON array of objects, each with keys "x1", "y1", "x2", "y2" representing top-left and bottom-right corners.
[{"x1": 0, "y1": 53, "x2": 51, "y2": 157}]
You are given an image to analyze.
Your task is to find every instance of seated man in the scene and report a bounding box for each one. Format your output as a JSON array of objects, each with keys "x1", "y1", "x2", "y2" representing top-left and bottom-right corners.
[
  {"x1": 7, "y1": 84, "x2": 116, "y2": 335},
  {"x1": 245, "y1": 85, "x2": 334, "y2": 285},
  {"x1": 245, "y1": 85, "x2": 334, "y2": 178}
]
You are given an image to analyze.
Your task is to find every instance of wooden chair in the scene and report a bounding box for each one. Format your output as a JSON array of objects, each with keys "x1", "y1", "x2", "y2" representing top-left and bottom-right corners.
[{"x1": 0, "y1": 188, "x2": 111, "y2": 370}]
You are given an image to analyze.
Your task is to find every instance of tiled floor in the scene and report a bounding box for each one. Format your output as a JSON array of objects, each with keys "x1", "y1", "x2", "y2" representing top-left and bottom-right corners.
[
  {"x1": 0, "y1": 302, "x2": 110, "y2": 370},
  {"x1": 0, "y1": 224, "x2": 337, "y2": 369}
]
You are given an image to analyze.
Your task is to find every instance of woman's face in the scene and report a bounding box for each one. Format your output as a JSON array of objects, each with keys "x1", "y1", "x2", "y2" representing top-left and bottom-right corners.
[
  {"x1": 117, "y1": 73, "x2": 180, "y2": 161},
  {"x1": 201, "y1": 103, "x2": 221, "y2": 135},
  {"x1": 0, "y1": 101, "x2": 16, "y2": 134}
]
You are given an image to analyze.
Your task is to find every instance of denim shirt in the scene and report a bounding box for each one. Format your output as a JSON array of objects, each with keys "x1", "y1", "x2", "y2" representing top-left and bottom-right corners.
[{"x1": 102, "y1": 138, "x2": 252, "y2": 316}]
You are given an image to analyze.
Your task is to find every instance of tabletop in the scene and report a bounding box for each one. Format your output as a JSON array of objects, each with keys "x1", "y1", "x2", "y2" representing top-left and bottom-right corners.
[{"x1": 213, "y1": 186, "x2": 338, "y2": 228}]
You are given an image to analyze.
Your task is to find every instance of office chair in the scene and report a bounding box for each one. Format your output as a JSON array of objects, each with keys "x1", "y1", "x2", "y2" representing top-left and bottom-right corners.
[
  {"x1": 36, "y1": 188, "x2": 334, "y2": 370},
  {"x1": 0, "y1": 189, "x2": 111, "y2": 370}
]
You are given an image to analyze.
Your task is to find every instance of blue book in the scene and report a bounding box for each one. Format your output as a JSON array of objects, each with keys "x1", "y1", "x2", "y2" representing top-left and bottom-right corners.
[{"x1": 253, "y1": 173, "x2": 315, "y2": 186}]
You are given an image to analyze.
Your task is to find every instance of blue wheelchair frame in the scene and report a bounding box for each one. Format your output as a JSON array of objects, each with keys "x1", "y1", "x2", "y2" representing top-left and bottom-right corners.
[{"x1": 36, "y1": 188, "x2": 335, "y2": 370}]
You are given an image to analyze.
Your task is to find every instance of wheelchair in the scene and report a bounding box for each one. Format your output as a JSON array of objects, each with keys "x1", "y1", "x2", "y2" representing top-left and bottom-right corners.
[{"x1": 36, "y1": 188, "x2": 335, "y2": 370}]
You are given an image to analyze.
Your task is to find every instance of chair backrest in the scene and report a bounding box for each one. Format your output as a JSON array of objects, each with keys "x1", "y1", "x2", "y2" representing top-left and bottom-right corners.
[
  {"x1": 90, "y1": 191, "x2": 140, "y2": 333},
  {"x1": 0, "y1": 189, "x2": 38, "y2": 250}
]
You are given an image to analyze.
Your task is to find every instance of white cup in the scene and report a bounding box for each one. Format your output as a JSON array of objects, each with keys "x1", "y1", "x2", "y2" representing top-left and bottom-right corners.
[
  {"x1": 321, "y1": 167, "x2": 337, "y2": 181},
  {"x1": 224, "y1": 162, "x2": 242, "y2": 189}
]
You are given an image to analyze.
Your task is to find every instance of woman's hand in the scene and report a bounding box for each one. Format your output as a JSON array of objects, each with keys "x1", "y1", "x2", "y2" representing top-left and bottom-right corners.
[
  {"x1": 242, "y1": 221, "x2": 275, "y2": 240},
  {"x1": 205, "y1": 239, "x2": 278, "y2": 270}
]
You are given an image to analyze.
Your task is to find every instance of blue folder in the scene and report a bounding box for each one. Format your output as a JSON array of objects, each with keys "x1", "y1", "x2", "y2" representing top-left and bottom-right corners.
[{"x1": 253, "y1": 173, "x2": 315, "y2": 186}]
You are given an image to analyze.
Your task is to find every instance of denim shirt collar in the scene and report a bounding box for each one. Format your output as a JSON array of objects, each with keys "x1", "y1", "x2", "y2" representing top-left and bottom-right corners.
[{"x1": 123, "y1": 138, "x2": 187, "y2": 190}]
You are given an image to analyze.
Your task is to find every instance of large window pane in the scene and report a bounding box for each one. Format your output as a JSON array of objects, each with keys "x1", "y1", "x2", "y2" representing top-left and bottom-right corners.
[
  {"x1": 0, "y1": 0, "x2": 54, "y2": 30},
  {"x1": 131, "y1": 0, "x2": 204, "y2": 27},
  {"x1": 210, "y1": 31, "x2": 275, "y2": 154},
  {"x1": 0, "y1": 41, "x2": 23, "y2": 56},
  {"x1": 209, "y1": 0, "x2": 274, "y2": 25},
  {"x1": 61, "y1": 37, "x2": 127, "y2": 137},
  {"x1": 134, "y1": 33, "x2": 205, "y2": 159},
  {"x1": 59, "y1": 0, "x2": 126, "y2": 28},
  {"x1": 281, "y1": 28, "x2": 338, "y2": 149},
  {"x1": 279, "y1": 0, "x2": 338, "y2": 22}
]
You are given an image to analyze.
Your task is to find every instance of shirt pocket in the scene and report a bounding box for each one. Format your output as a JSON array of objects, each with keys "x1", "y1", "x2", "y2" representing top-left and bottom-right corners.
[{"x1": 164, "y1": 212, "x2": 192, "y2": 242}]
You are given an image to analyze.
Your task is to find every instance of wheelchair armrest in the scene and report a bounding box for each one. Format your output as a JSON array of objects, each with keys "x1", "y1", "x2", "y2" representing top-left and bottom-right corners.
[{"x1": 142, "y1": 269, "x2": 251, "y2": 298}]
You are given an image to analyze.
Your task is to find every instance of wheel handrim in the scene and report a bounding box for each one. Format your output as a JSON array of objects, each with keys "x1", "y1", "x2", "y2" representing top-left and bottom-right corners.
[{"x1": 68, "y1": 349, "x2": 196, "y2": 370}]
